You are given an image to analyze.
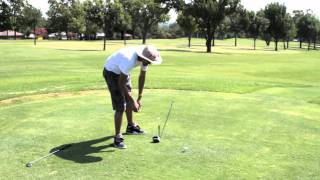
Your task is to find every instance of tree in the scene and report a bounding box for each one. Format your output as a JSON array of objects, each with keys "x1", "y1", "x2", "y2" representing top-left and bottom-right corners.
[
  {"x1": 177, "y1": 10, "x2": 198, "y2": 47},
  {"x1": 282, "y1": 13, "x2": 295, "y2": 49},
  {"x1": 8, "y1": 0, "x2": 25, "y2": 39},
  {"x1": 47, "y1": 0, "x2": 72, "y2": 38},
  {"x1": 123, "y1": 0, "x2": 182, "y2": 44},
  {"x1": 292, "y1": 10, "x2": 304, "y2": 22},
  {"x1": 292, "y1": 10, "x2": 304, "y2": 48},
  {"x1": 136, "y1": 0, "x2": 170, "y2": 44},
  {"x1": 314, "y1": 19, "x2": 320, "y2": 50},
  {"x1": 190, "y1": 0, "x2": 240, "y2": 53},
  {"x1": 216, "y1": 17, "x2": 230, "y2": 40},
  {"x1": 109, "y1": 0, "x2": 132, "y2": 45},
  {"x1": 46, "y1": 0, "x2": 59, "y2": 33},
  {"x1": 69, "y1": 0, "x2": 85, "y2": 39},
  {"x1": 47, "y1": 0, "x2": 85, "y2": 40},
  {"x1": 83, "y1": 0, "x2": 104, "y2": 40},
  {"x1": 228, "y1": 5, "x2": 249, "y2": 47},
  {"x1": 168, "y1": 23, "x2": 184, "y2": 37},
  {"x1": 263, "y1": 3, "x2": 287, "y2": 51},
  {"x1": 316, "y1": 21, "x2": 320, "y2": 50},
  {"x1": 318, "y1": 25, "x2": 320, "y2": 49},
  {"x1": 297, "y1": 13, "x2": 319, "y2": 50},
  {"x1": 18, "y1": 3, "x2": 42, "y2": 36},
  {"x1": 121, "y1": 0, "x2": 143, "y2": 39},
  {"x1": 248, "y1": 11, "x2": 269, "y2": 50},
  {"x1": 310, "y1": 17, "x2": 319, "y2": 50},
  {"x1": 100, "y1": 0, "x2": 132, "y2": 50},
  {"x1": 256, "y1": 10, "x2": 272, "y2": 47},
  {"x1": 19, "y1": 3, "x2": 42, "y2": 45},
  {"x1": 0, "y1": 0, "x2": 11, "y2": 34}
]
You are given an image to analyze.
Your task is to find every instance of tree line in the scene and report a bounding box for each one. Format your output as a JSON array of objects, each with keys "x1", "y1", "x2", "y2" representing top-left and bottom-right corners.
[
  {"x1": 0, "y1": 0, "x2": 44, "y2": 39},
  {"x1": 178, "y1": 1, "x2": 320, "y2": 52},
  {"x1": 0, "y1": 0, "x2": 319, "y2": 52}
]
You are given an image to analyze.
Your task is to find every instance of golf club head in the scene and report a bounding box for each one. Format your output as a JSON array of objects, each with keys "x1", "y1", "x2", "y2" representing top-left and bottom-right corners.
[
  {"x1": 152, "y1": 136, "x2": 160, "y2": 143},
  {"x1": 26, "y1": 163, "x2": 32, "y2": 168}
]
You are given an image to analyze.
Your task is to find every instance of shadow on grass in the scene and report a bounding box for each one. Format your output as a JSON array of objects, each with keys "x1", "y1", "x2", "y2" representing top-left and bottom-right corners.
[
  {"x1": 159, "y1": 49, "x2": 192, "y2": 53},
  {"x1": 50, "y1": 136, "x2": 114, "y2": 164},
  {"x1": 308, "y1": 98, "x2": 320, "y2": 105},
  {"x1": 159, "y1": 48, "x2": 233, "y2": 55}
]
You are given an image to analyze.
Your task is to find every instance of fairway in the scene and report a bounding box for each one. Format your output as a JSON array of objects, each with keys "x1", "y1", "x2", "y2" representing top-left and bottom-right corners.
[{"x1": 1, "y1": 39, "x2": 320, "y2": 179}]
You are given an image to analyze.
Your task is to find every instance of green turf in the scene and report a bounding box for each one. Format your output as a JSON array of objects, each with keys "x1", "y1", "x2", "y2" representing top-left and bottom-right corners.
[{"x1": 0, "y1": 38, "x2": 320, "y2": 179}]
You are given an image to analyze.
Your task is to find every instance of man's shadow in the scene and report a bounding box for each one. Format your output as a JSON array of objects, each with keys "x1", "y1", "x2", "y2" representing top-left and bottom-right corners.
[{"x1": 50, "y1": 136, "x2": 114, "y2": 164}]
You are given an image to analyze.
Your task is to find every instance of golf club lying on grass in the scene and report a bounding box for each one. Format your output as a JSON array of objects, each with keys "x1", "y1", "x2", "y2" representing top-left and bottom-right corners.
[
  {"x1": 153, "y1": 101, "x2": 174, "y2": 143},
  {"x1": 25, "y1": 144, "x2": 72, "y2": 168}
]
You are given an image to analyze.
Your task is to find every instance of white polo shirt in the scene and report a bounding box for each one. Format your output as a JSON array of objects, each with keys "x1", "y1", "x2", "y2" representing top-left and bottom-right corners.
[{"x1": 104, "y1": 46, "x2": 148, "y2": 75}]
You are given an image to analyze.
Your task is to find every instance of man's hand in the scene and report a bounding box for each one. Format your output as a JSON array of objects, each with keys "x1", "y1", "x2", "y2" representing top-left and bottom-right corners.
[
  {"x1": 137, "y1": 95, "x2": 142, "y2": 108},
  {"x1": 131, "y1": 100, "x2": 140, "y2": 112},
  {"x1": 119, "y1": 73, "x2": 140, "y2": 112}
]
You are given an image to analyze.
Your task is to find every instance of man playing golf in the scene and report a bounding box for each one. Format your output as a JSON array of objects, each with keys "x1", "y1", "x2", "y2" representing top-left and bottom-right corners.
[{"x1": 103, "y1": 45, "x2": 162, "y2": 149}]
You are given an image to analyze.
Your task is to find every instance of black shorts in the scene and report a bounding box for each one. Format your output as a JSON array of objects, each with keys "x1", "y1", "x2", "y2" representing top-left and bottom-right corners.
[{"x1": 103, "y1": 68, "x2": 132, "y2": 111}]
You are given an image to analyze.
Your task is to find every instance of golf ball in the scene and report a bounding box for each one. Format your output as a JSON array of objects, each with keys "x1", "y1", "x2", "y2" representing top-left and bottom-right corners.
[{"x1": 181, "y1": 146, "x2": 189, "y2": 153}]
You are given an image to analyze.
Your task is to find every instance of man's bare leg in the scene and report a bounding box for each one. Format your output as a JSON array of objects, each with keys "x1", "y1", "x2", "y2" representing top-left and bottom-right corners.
[
  {"x1": 114, "y1": 110, "x2": 127, "y2": 149},
  {"x1": 126, "y1": 108, "x2": 135, "y2": 126},
  {"x1": 125, "y1": 91, "x2": 135, "y2": 126},
  {"x1": 125, "y1": 106, "x2": 145, "y2": 135},
  {"x1": 115, "y1": 111, "x2": 124, "y2": 136}
]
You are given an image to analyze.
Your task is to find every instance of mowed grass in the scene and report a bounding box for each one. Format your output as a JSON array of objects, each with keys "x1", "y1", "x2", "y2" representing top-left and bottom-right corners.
[
  {"x1": 1, "y1": 38, "x2": 319, "y2": 100},
  {"x1": 0, "y1": 38, "x2": 320, "y2": 179}
]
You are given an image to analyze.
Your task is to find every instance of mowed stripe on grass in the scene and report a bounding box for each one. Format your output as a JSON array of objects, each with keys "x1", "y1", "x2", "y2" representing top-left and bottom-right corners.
[{"x1": 1, "y1": 39, "x2": 320, "y2": 101}]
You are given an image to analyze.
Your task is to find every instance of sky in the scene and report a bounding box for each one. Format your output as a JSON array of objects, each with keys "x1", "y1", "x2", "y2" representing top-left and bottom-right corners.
[{"x1": 28, "y1": 0, "x2": 320, "y2": 22}]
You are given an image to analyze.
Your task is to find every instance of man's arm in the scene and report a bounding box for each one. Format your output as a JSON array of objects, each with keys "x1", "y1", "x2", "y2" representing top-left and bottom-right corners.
[
  {"x1": 137, "y1": 70, "x2": 146, "y2": 103},
  {"x1": 118, "y1": 73, "x2": 139, "y2": 112}
]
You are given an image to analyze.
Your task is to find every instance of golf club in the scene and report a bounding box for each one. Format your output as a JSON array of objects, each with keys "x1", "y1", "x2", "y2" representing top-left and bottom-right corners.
[
  {"x1": 152, "y1": 125, "x2": 161, "y2": 143},
  {"x1": 153, "y1": 101, "x2": 174, "y2": 143},
  {"x1": 25, "y1": 144, "x2": 72, "y2": 168},
  {"x1": 160, "y1": 101, "x2": 174, "y2": 137}
]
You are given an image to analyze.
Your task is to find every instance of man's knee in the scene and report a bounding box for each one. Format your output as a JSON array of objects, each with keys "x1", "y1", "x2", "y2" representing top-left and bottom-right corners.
[
  {"x1": 114, "y1": 102, "x2": 126, "y2": 112},
  {"x1": 125, "y1": 104, "x2": 132, "y2": 112},
  {"x1": 115, "y1": 110, "x2": 125, "y2": 115}
]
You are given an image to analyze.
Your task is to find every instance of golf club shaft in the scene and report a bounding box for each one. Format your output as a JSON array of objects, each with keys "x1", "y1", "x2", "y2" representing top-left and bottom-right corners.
[
  {"x1": 29, "y1": 149, "x2": 60, "y2": 164},
  {"x1": 158, "y1": 125, "x2": 161, "y2": 137},
  {"x1": 160, "y1": 101, "x2": 174, "y2": 137},
  {"x1": 28, "y1": 144, "x2": 71, "y2": 164}
]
